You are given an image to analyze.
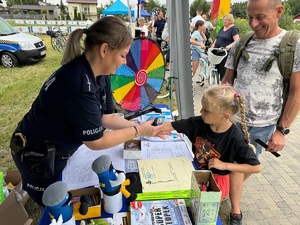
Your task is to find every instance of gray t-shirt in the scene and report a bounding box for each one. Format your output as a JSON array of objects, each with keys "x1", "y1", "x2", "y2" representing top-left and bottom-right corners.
[{"x1": 226, "y1": 30, "x2": 300, "y2": 127}]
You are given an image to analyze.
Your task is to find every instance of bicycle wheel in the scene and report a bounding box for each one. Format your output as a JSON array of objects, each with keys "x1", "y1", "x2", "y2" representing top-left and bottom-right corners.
[
  {"x1": 55, "y1": 38, "x2": 65, "y2": 52},
  {"x1": 50, "y1": 37, "x2": 57, "y2": 51}
]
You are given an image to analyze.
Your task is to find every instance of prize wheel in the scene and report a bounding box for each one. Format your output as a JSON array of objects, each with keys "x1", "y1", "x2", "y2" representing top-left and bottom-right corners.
[{"x1": 111, "y1": 37, "x2": 166, "y2": 112}]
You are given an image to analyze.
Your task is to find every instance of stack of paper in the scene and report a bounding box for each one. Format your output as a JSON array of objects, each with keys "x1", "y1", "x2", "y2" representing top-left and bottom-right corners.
[{"x1": 136, "y1": 157, "x2": 194, "y2": 200}]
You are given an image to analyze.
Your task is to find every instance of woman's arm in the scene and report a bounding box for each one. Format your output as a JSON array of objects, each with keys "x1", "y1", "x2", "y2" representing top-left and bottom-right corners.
[
  {"x1": 226, "y1": 34, "x2": 240, "y2": 50},
  {"x1": 84, "y1": 119, "x2": 164, "y2": 150}
]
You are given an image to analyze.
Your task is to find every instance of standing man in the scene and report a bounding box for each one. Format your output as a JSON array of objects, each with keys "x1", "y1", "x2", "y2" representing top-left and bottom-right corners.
[
  {"x1": 201, "y1": 13, "x2": 216, "y2": 31},
  {"x1": 152, "y1": 10, "x2": 166, "y2": 47},
  {"x1": 190, "y1": 8, "x2": 205, "y2": 30},
  {"x1": 223, "y1": 0, "x2": 300, "y2": 160}
]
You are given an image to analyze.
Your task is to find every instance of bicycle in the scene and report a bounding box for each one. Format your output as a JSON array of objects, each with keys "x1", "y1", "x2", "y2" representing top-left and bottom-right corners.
[
  {"x1": 46, "y1": 25, "x2": 68, "y2": 52},
  {"x1": 197, "y1": 47, "x2": 228, "y2": 87}
]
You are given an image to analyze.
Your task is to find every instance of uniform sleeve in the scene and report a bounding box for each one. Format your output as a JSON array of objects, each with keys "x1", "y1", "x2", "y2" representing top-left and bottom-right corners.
[
  {"x1": 64, "y1": 93, "x2": 104, "y2": 142},
  {"x1": 103, "y1": 76, "x2": 114, "y2": 114}
]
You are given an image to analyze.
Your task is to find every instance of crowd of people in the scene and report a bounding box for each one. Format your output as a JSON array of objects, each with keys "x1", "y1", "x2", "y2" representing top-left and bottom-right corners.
[{"x1": 9, "y1": 1, "x2": 300, "y2": 225}]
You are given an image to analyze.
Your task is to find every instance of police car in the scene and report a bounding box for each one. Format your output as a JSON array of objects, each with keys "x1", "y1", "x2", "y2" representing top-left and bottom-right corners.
[{"x1": 0, "y1": 17, "x2": 46, "y2": 68}]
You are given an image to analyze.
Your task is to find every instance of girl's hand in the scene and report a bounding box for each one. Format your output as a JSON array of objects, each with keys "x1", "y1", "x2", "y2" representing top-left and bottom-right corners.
[
  {"x1": 137, "y1": 119, "x2": 166, "y2": 137},
  {"x1": 208, "y1": 158, "x2": 226, "y2": 170}
]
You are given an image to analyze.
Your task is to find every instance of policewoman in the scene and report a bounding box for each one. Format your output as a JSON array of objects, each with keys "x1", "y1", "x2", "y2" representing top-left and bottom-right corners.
[{"x1": 10, "y1": 17, "x2": 164, "y2": 206}]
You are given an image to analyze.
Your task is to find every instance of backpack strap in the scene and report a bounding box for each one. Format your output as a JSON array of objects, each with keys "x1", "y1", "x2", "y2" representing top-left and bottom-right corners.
[
  {"x1": 278, "y1": 30, "x2": 300, "y2": 79},
  {"x1": 277, "y1": 30, "x2": 300, "y2": 124},
  {"x1": 233, "y1": 31, "x2": 254, "y2": 71}
]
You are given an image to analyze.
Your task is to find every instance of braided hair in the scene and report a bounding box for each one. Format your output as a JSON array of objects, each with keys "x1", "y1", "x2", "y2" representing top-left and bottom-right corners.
[{"x1": 203, "y1": 85, "x2": 256, "y2": 153}]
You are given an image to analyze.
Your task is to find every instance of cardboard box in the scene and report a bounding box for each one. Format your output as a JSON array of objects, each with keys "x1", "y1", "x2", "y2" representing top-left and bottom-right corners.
[
  {"x1": 189, "y1": 170, "x2": 222, "y2": 225},
  {"x1": 70, "y1": 187, "x2": 102, "y2": 221},
  {"x1": 123, "y1": 139, "x2": 141, "y2": 159},
  {"x1": 0, "y1": 169, "x2": 31, "y2": 225}
]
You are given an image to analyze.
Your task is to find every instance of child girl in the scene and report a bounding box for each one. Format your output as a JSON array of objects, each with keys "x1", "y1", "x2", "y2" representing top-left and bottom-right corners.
[
  {"x1": 160, "y1": 85, "x2": 261, "y2": 225},
  {"x1": 190, "y1": 20, "x2": 207, "y2": 84}
]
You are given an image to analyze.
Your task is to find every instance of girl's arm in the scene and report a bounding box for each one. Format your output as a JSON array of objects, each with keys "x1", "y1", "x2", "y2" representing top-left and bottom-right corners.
[
  {"x1": 190, "y1": 36, "x2": 206, "y2": 49},
  {"x1": 200, "y1": 31, "x2": 207, "y2": 41},
  {"x1": 208, "y1": 158, "x2": 262, "y2": 174}
]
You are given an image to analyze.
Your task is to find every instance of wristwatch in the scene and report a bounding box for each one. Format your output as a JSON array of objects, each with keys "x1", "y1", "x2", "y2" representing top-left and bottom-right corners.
[{"x1": 276, "y1": 126, "x2": 290, "y2": 135}]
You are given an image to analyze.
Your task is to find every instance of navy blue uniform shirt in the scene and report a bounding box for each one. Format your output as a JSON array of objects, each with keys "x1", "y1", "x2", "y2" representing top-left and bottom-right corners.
[{"x1": 20, "y1": 54, "x2": 114, "y2": 155}]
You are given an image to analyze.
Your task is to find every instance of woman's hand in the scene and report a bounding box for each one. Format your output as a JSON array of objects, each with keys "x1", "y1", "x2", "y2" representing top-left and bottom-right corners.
[{"x1": 136, "y1": 119, "x2": 166, "y2": 137}]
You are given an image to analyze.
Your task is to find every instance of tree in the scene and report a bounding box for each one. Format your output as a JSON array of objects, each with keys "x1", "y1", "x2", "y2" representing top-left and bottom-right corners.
[
  {"x1": 284, "y1": 0, "x2": 300, "y2": 18},
  {"x1": 41, "y1": 8, "x2": 47, "y2": 20},
  {"x1": 6, "y1": 0, "x2": 39, "y2": 6},
  {"x1": 190, "y1": 0, "x2": 210, "y2": 18},
  {"x1": 60, "y1": 0, "x2": 65, "y2": 14},
  {"x1": 144, "y1": 0, "x2": 163, "y2": 15},
  {"x1": 231, "y1": 2, "x2": 247, "y2": 19}
]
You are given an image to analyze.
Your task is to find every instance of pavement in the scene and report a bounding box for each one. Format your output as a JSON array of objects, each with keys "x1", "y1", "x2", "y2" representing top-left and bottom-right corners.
[{"x1": 192, "y1": 78, "x2": 300, "y2": 225}]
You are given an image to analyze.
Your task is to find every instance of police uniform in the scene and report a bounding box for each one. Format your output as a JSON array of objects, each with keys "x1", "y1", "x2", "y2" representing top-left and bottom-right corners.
[{"x1": 10, "y1": 54, "x2": 114, "y2": 206}]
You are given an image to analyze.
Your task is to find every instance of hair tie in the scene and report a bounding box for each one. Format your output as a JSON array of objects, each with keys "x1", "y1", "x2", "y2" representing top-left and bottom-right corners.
[
  {"x1": 83, "y1": 28, "x2": 89, "y2": 34},
  {"x1": 234, "y1": 92, "x2": 240, "y2": 97}
]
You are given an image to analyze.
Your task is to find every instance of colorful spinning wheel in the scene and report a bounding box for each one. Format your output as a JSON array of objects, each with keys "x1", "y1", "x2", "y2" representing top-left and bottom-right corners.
[{"x1": 111, "y1": 37, "x2": 166, "y2": 112}]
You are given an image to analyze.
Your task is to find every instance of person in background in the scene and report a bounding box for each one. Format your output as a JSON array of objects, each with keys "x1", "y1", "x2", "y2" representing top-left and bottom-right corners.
[
  {"x1": 159, "y1": 85, "x2": 262, "y2": 225},
  {"x1": 137, "y1": 17, "x2": 148, "y2": 38},
  {"x1": 190, "y1": 8, "x2": 205, "y2": 30},
  {"x1": 201, "y1": 13, "x2": 215, "y2": 50},
  {"x1": 190, "y1": 20, "x2": 207, "y2": 84},
  {"x1": 147, "y1": 13, "x2": 157, "y2": 38},
  {"x1": 10, "y1": 17, "x2": 164, "y2": 207},
  {"x1": 152, "y1": 10, "x2": 166, "y2": 46},
  {"x1": 202, "y1": 13, "x2": 216, "y2": 31},
  {"x1": 222, "y1": 0, "x2": 300, "y2": 157},
  {"x1": 161, "y1": 14, "x2": 170, "y2": 70},
  {"x1": 211, "y1": 13, "x2": 239, "y2": 81}
]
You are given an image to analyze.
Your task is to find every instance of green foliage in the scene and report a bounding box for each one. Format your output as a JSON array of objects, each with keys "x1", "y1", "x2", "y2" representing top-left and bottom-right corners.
[
  {"x1": 190, "y1": 0, "x2": 211, "y2": 18},
  {"x1": 234, "y1": 18, "x2": 251, "y2": 36},
  {"x1": 145, "y1": 0, "x2": 163, "y2": 15},
  {"x1": 285, "y1": 0, "x2": 300, "y2": 17},
  {"x1": 60, "y1": 0, "x2": 66, "y2": 14},
  {"x1": 13, "y1": 9, "x2": 19, "y2": 14},
  {"x1": 279, "y1": 3, "x2": 296, "y2": 30},
  {"x1": 77, "y1": 13, "x2": 82, "y2": 21},
  {"x1": 82, "y1": 13, "x2": 86, "y2": 21},
  {"x1": 66, "y1": 13, "x2": 71, "y2": 20},
  {"x1": 231, "y1": 2, "x2": 247, "y2": 19},
  {"x1": 74, "y1": 8, "x2": 77, "y2": 20},
  {"x1": 28, "y1": 10, "x2": 37, "y2": 15},
  {"x1": 41, "y1": 8, "x2": 47, "y2": 15},
  {"x1": 6, "y1": 0, "x2": 39, "y2": 7}
]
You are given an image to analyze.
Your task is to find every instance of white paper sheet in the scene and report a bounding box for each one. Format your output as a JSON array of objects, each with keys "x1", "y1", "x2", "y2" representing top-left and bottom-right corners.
[
  {"x1": 62, "y1": 143, "x2": 125, "y2": 190},
  {"x1": 141, "y1": 140, "x2": 193, "y2": 161}
]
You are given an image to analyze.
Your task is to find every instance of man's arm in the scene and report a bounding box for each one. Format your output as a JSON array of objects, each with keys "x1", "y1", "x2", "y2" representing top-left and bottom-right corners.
[
  {"x1": 221, "y1": 68, "x2": 235, "y2": 85},
  {"x1": 267, "y1": 71, "x2": 300, "y2": 152}
]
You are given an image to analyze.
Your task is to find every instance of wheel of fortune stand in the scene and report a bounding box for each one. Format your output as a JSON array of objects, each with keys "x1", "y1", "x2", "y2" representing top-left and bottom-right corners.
[{"x1": 111, "y1": 37, "x2": 166, "y2": 112}]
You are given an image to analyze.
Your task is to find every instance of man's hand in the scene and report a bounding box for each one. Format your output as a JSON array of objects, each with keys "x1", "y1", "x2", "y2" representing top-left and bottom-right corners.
[{"x1": 266, "y1": 130, "x2": 285, "y2": 152}]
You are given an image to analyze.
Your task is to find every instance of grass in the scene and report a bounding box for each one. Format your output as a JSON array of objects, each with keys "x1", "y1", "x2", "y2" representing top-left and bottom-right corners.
[{"x1": 0, "y1": 34, "x2": 62, "y2": 224}]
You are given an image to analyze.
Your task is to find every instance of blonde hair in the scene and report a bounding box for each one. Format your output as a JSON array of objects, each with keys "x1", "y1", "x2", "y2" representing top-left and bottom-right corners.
[
  {"x1": 203, "y1": 85, "x2": 256, "y2": 153},
  {"x1": 223, "y1": 14, "x2": 234, "y2": 24},
  {"x1": 61, "y1": 17, "x2": 133, "y2": 65},
  {"x1": 138, "y1": 17, "x2": 146, "y2": 23}
]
